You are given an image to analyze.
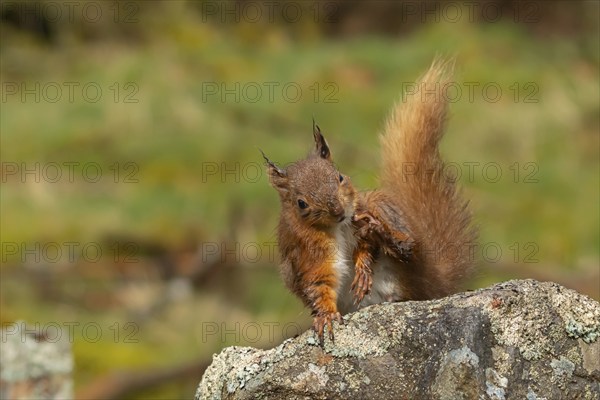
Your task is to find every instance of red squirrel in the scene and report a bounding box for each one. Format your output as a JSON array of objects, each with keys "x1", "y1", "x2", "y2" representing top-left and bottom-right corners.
[{"x1": 262, "y1": 60, "x2": 477, "y2": 342}]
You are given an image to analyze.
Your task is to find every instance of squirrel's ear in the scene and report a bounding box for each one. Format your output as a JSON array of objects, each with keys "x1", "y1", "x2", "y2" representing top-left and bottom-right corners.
[
  {"x1": 313, "y1": 119, "x2": 332, "y2": 161},
  {"x1": 260, "y1": 149, "x2": 288, "y2": 193}
]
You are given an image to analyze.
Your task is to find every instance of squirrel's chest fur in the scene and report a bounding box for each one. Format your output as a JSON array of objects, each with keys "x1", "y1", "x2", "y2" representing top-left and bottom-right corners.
[{"x1": 333, "y1": 224, "x2": 403, "y2": 315}]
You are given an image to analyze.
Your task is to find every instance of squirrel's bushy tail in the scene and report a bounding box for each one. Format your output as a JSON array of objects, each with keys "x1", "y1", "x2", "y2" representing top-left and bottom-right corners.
[{"x1": 380, "y1": 59, "x2": 476, "y2": 297}]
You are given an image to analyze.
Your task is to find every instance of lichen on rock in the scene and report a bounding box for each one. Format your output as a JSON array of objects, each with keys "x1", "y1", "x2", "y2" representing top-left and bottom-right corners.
[
  {"x1": 195, "y1": 280, "x2": 600, "y2": 400},
  {"x1": 1, "y1": 321, "x2": 73, "y2": 400}
]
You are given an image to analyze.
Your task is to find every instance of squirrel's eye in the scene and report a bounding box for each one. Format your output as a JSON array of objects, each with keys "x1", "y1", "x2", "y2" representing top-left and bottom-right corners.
[
  {"x1": 339, "y1": 174, "x2": 344, "y2": 183},
  {"x1": 297, "y1": 199, "x2": 308, "y2": 209}
]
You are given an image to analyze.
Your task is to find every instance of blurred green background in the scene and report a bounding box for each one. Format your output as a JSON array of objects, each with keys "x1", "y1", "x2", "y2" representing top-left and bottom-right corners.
[{"x1": 1, "y1": 0, "x2": 598, "y2": 398}]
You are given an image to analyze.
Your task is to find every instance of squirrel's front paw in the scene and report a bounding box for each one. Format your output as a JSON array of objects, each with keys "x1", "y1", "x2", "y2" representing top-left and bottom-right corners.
[
  {"x1": 352, "y1": 211, "x2": 381, "y2": 234},
  {"x1": 385, "y1": 237, "x2": 415, "y2": 262},
  {"x1": 312, "y1": 311, "x2": 343, "y2": 344},
  {"x1": 351, "y1": 262, "x2": 373, "y2": 305}
]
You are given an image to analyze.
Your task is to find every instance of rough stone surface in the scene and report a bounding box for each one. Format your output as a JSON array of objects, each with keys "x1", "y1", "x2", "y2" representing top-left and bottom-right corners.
[
  {"x1": 195, "y1": 280, "x2": 600, "y2": 400},
  {"x1": 1, "y1": 321, "x2": 73, "y2": 400}
]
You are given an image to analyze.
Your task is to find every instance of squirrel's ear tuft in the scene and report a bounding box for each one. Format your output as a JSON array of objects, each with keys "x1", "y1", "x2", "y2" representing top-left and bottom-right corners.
[
  {"x1": 260, "y1": 149, "x2": 288, "y2": 193},
  {"x1": 312, "y1": 119, "x2": 332, "y2": 161}
]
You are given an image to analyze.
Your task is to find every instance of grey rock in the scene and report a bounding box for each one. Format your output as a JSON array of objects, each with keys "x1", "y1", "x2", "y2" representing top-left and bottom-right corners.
[
  {"x1": 196, "y1": 279, "x2": 600, "y2": 400},
  {"x1": 1, "y1": 321, "x2": 73, "y2": 400}
]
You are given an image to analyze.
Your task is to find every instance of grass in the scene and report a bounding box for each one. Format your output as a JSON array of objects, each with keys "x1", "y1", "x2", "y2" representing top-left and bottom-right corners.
[{"x1": 2, "y1": 21, "x2": 598, "y2": 266}]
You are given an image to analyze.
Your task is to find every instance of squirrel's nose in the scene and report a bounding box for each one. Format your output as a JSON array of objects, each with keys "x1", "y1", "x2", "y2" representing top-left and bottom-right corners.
[{"x1": 329, "y1": 203, "x2": 345, "y2": 219}]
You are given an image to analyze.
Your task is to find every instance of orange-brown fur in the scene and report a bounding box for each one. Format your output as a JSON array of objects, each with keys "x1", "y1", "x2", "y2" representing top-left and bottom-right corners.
[
  {"x1": 263, "y1": 59, "x2": 477, "y2": 342},
  {"x1": 379, "y1": 58, "x2": 477, "y2": 298}
]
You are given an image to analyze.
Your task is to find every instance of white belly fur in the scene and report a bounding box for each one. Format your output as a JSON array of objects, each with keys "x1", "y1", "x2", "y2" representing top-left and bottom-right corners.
[{"x1": 333, "y1": 224, "x2": 402, "y2": 315}]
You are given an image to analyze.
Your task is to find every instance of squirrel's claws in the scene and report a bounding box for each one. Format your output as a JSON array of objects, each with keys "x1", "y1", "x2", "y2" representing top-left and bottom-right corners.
[
  {"x1": 351, "y1": 263, "x2": 372, "y2": 305},
  {"x1": 312, "y1": 312, "x2": 342, "y2": 345},
  {"x1": 352, "y1": 212, "x2": 381, "y2": 227}
]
